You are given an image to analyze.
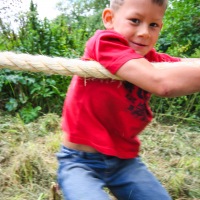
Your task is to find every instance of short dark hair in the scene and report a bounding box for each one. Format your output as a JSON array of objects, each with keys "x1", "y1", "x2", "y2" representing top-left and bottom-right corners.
[{"x1": 110, "y1": 0, "x2": 168, "y2": 11}]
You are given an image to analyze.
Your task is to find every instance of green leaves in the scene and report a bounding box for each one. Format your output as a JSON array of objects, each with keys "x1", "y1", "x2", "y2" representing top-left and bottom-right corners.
[
  {"x1": 19, "y1": 104, "x2": 42, "y2": 123},
  {"x1": 0, "y1": 69, "x2": 70, "y2": 123},
  {"x1": 158, "y1": 0, "x2": 200, "y2": 57},
  {"x1": 0, "y1": 0, "x2": 200, "y2": 123},
  {"x1": 5, "y1": 98, "x2": 18, "y2": 111}
]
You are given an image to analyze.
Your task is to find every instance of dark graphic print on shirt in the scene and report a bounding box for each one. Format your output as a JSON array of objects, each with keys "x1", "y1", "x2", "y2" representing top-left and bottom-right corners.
[{"x1": 123, "y1": 81, "x2": 150, "y2": 122}]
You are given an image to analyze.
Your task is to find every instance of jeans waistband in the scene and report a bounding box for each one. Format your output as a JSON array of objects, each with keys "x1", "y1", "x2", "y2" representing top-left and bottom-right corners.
[{"x1": 60, "y1": 145, "x2": 116, "y2": 160}]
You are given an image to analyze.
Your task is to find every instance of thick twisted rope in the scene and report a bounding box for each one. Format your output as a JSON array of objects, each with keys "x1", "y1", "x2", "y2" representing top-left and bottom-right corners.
[
  {"x1": 0, "y1": 52, "x2": 199, "y2": 79},
  {"x1": 0, "y1": 52, "x2": 121, "y2": 79}
]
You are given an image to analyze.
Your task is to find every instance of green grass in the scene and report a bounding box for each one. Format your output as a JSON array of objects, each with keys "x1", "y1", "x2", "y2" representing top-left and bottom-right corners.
[
  {"x1": 0, "y1": 112, "x2": 61, "y2": 200},
  {"x1": 0, "y1": 111, "x2": 199, "y2": 200},
  {"x1": 140, "y1": 121, "x2": 200, "y2": 200}
]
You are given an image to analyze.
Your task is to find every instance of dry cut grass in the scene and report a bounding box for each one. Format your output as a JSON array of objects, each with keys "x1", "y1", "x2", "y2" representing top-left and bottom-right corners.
[
  {"x1": 0, "y1": 111, "x2": 199, "y2": 200},
  {"x1": 140, "y1": 120, "x2": 200, "y2": 200},
  {"x1": 0, "y1": 112, "x2": 61, "y2": 200}
]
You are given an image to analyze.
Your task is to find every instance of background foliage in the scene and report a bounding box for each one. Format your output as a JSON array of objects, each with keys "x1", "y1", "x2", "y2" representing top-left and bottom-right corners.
[{"x1": 0, "y1": 0, "x2": 200, "y2": 123}]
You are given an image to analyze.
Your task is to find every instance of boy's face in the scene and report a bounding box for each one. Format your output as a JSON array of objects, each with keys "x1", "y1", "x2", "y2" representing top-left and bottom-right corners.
[{"x1": 103, "y1": 0, "x2": 165, "y2": 56}]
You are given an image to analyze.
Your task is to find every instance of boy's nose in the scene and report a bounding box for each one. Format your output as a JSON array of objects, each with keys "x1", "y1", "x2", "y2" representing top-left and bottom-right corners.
[{"x1": 137, "y1": 25, "x2": 150, "y2": 38}]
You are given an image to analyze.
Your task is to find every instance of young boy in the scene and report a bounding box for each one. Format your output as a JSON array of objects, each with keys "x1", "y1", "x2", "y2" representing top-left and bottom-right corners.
[{"x1": 57, "y1": 0, "x2": 200, "y2": 199}]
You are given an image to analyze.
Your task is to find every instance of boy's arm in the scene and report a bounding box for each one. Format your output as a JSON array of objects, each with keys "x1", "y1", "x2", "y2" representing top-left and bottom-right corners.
[
  {"x1": 116, "y1": 58, "x2": 200, "y2": 97},
  {"x1": 153, "y1": 58, "x2": 200, "y2": 69},
  {"x1": 180, "y1": 58, "x2": 200, "y2": 62}
]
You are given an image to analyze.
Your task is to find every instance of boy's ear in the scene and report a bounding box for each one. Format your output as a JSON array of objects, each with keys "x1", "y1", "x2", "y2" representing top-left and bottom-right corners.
[{"x1": 102, "y1": 8, "x2": 114, "y2": 29}]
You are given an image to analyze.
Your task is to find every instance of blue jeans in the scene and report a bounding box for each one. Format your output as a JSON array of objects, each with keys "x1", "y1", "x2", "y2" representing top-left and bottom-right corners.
[{"x1": 57, "y1": 146, "x2": 172, "y2": 200}]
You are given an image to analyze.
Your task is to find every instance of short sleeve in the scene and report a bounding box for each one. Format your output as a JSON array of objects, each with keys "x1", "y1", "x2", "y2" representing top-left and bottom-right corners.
[
  {"x1": 145, "y1": 49, "x2": 181, "y2": 62},
  {"x1": 83, "y1": 30, "x2": 143, "y2": 74}
]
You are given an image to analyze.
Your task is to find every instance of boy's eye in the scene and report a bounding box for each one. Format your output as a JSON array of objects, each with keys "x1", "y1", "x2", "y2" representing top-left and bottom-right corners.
[
  {"x1": 150, "y1": 23, "x2": 159, "y2": 27},
  {"x1": 130, "y1": 19, "x2": 140, "y2": 24}
]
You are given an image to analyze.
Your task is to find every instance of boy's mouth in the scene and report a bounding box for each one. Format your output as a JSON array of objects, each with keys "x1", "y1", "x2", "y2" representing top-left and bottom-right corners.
[{"x1": 132, "y1": 42, "x2": 147, "y2": 47}]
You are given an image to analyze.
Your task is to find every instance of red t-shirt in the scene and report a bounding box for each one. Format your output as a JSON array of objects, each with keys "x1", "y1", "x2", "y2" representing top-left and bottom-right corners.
[{"x1": 62, "y1": 30, "x2": 180, "y2": 159}]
